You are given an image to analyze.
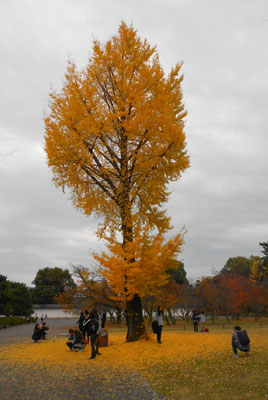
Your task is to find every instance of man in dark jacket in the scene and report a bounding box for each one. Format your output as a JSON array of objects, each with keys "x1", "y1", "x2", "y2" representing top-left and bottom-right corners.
[
  {"x1": 88, "y1": 311, "x2": 100, "y2": 360},
  {"x1": 232, "y1": 326, "x2": 250, "y2": 359},
  {"x1": 82, "y1": 312, "x2": 91, "y2": 340}
]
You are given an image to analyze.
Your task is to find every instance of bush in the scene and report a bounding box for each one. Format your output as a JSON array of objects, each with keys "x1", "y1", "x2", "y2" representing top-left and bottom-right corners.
[{"x1": 0, "y1": 316, "x2": 34, "y2": 326}]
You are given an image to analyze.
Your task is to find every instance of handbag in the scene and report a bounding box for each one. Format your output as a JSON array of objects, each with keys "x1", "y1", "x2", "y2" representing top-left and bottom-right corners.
[{"x1": 152, "y1": 321, "x2": 158, "y2": 334}]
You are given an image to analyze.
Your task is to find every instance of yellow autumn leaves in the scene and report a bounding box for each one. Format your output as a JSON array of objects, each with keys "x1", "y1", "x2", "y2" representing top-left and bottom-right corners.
[{"x1": 1, "y1": 323, "x2": 267, "y2": 399}]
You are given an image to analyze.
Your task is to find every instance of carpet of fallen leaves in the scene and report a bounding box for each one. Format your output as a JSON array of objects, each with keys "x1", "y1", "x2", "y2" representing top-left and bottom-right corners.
[{"x1": 1, "y1": 326, "x2": 267, "y2": 400}]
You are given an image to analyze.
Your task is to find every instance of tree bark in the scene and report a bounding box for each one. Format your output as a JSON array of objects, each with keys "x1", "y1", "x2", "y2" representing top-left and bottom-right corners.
[{"x1": 126, "y1": 294, "x2": 144, "y2": 341}]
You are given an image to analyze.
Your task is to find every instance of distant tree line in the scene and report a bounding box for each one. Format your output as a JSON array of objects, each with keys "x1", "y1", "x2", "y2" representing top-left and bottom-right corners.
[
  {"x1": 1, "y1": 242, "x2": 267, "y2": 320},
  {"x1": 174, "y1": 241, "x2": 268, "y2": 323},
  {"x1": 57, "y1": 242, "x2": 268, "y2": 324},
  {"x1": 31, "y1": 267, "x2": 75, "y2": 304},
  {"x1": 0, "y1": 267, "x2": 76, "y2": 317},
  {"x1": 0, "y1": 276, "x2": 33, "y2": 317}
]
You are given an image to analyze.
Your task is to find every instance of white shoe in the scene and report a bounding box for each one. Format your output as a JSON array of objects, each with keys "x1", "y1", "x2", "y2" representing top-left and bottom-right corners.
[{"x1": 234, "y1": 354, "x2": 239, "y2": 359}]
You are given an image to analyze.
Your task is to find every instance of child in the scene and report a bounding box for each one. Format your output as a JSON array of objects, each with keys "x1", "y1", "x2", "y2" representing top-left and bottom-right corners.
[
  {"x1": 40, "y1": 322, "x2": 49, "y2": 340},
  {"x1": 73, "y1": 329, "x2": 86, "y2": 352},
  {"x1": 66, "y1": 329, "x2": 75, "y2": 351}
]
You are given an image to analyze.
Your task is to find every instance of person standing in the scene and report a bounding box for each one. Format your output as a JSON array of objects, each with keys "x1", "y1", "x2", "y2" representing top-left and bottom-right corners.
[
  {"x1": 123, "y1": 309, "x2": 129, "y2": 340},
  {"x1": 76, "y1": 311, "x2": 85, "y2": 333},
  {"x1": 196, "y1": 312, "x2": 206, "y2": 331},
  {"x1": 82, "y1": 311, "x2": 90, "y2": 340},
  {"x1": 155, "y1": 306, "x2": 164, "y2": 344},
  {"x1": 193, "y1": 311, "x2": 199, "y2": 332},
  {"x1": 101, "y1": 311, "x2": 107, "y2": 329},
  {"x1": 88, "y1": 311, "x2": 100, "y2": 360}
]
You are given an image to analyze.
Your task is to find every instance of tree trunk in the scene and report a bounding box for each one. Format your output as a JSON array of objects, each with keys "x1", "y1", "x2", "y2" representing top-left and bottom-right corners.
[
  {"x1": 168, "y1": 309, "x2": 176, "y2": 324},
  {"x1": 165, "y1": 313, "x2": 170, "y2": 325},
  {"x1": 210, "y1": 310, "x2": 215, "y2": 324},
  {"x1": 126, "y1": 294, "x2": 145, "y2": 341},
  {"x1": 116, "y1": 307, "x2": 122, "y2": 324},
  {"x1": 109, "y1": 310, "x2": 115, "y2": 323}
]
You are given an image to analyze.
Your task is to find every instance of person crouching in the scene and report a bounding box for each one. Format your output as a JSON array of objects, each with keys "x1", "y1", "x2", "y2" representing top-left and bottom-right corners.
[
  {"x1": 40, "y1": 322, "x2": 49, "y2": 340},
  {"x1": 73, "y1": 329, "x2": 86, "y2": 352},
  {"x1": 232, "y1": 326, "x2": 250, "y2": 359},
  {"x1": 32, "y1": 324, "x2": 42, "y2": 343},
  {"x1": 66, "y1": 329, "x2": 75, "y2": 351}
]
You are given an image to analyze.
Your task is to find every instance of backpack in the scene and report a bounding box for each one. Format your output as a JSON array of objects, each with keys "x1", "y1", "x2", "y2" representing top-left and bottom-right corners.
[
  {"x1": 152, "y1": 321, "x2": 158, "y2": 334},
  {"x1": 237, "y1": 330, "x2": 250, "y2": 346}
]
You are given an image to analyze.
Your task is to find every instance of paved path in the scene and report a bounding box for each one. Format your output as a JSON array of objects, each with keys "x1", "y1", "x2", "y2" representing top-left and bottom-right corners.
[
  {"x1": 0, "y1": 319, "x2": 163, "y2": 400},
  {"x1": 0, "y1": 318, "x2": 77, "y2": 343}
]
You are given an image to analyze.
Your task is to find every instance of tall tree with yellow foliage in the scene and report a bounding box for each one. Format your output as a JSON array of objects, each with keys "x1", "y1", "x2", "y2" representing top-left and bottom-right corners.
[{"x1": 44, "y1": 22, "x2": 189, "y2": 340}]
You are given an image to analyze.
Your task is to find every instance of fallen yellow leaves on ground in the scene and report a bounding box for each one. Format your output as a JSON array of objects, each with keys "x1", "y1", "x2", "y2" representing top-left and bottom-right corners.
[{"x1": 1, "y1": 327, "x2": 267, "y2": 400}]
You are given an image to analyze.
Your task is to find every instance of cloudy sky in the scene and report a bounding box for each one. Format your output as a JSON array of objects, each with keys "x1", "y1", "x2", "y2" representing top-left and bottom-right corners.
[{"x1": 1, "y1": 0, "x2": 267, "y2": 286}]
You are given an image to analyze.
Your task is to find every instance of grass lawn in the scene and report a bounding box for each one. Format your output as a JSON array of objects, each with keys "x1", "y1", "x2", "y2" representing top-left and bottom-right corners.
[
  {"x1": 0, "y1": 316, "x2": 33, "y2": 326},
  {"x1": 1, "y1": 318, "x2": 267, "y2": 399}
]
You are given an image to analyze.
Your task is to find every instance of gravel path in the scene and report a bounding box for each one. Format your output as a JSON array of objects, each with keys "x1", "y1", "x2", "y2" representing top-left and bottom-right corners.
[
  {"x1": 0, "y1": 318, "x2": 77, "y2": 343},
  {"x1": 0, "y1": 319, "x2": 163, "y2": 400}
]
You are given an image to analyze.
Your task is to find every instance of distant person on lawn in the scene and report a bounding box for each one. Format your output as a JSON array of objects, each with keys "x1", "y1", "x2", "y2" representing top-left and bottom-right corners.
[
  {"x1": 155, "y1": 305, "x2": 164, "y2": 344},
  {"x1": 232, "y1": 326, "x2": 250, "y2": 359},
  {"x1": 196, "y1": 312, "x2": 206, "y2": 331},
  {"x1": 192, "y1": 311, "x2": 199, "y2": 332}
]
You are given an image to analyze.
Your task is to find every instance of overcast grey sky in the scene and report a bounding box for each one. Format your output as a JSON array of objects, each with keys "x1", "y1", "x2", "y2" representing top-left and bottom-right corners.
[{"x1": 0, "y1": 0, "x2": 267, "y2": 286}]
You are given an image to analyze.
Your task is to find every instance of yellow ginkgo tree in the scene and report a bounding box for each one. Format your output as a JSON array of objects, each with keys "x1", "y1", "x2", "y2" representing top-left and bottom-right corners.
[{"x1": 44, "y1": 22, "x2": 189, "y2": 340}]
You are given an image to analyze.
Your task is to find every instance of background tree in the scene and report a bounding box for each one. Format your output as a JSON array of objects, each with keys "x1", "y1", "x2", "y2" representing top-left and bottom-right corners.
[
  {"x1": 56, "y1": 265, "x2": 119, "y2": 312},
  {"x1": 32, "y1": 267, "x2": 75, "y2": 304},
  {"x1": 249, "y1": 260, "x2": 268, "y2": 320},
  {"x1": 44, "y1": 22, "x2": 189, "y2": 340},
  {"x1": 166, "y1": 260, "x2": 188, "y2": 284},
  {"x1": 195, "y1": 277, "x2": 220, "y2": 324},
  {"x1": 9, "y1": 282, "x2": 33, "y2": 317},
  {"x1": 259, "y1": 241, "x2": 268, "y2": 270},
  {"x1": 0, "y1": 276, "x2": 33, "y2": 317},
  {"x1": 220, "y1": 256, "x2": 261, "y2": 277},
  {"x1": 0, "y1": 275, "x2": 13, "y2": 316}
]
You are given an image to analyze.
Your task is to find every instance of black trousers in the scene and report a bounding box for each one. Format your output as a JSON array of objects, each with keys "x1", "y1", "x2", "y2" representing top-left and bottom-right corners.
[
  {"x1": 193, "y1": 321, "x2": 198, "y2": 332},
  {"x1": 232, "y1": 342, "x2": 249, "y2": 354},
  {"x1": 90, "y1": 334, "x2": 97, "y2": 358},
  {"x1": 157, "y1": 325, "x2": 163, "y2": 342}
]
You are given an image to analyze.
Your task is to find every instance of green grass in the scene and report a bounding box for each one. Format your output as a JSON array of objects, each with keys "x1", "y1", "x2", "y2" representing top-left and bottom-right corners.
[
  {"x1": 0, "y1": 316, "x2": 34, "y2": 326},
  {"x1": 149, "y1": 318, "x2": 268, "y2": 400}
]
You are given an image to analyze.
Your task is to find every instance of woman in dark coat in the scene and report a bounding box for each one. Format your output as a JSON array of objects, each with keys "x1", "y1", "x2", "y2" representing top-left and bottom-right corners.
[
  {"x1": 32, "y1": 324, "x2": 42, "y2": 343},
  {"x1": 155, "y1": 306, "x2": 164, "y2": 344}
]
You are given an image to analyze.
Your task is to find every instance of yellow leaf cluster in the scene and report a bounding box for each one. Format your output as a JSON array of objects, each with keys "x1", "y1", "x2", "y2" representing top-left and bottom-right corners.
[
  {"x1": 44, "y1": 22, "x2": 189, "y2": 231},
  {"x1": 95, "y1": 229, "x2": 184, "y2": 301}
]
